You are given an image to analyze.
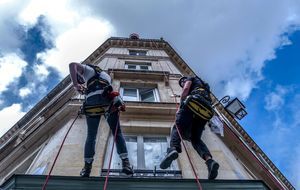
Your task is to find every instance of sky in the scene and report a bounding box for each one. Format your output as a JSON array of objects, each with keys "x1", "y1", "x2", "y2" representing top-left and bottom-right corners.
[{"x1": 0, "y1": 0, "x2": 299, "y2": 188}]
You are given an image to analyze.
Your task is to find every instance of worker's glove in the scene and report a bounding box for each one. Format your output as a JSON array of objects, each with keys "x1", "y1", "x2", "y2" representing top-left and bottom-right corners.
[{"x1": 118, "y1": 104, "x2": 126, "y2": 112}]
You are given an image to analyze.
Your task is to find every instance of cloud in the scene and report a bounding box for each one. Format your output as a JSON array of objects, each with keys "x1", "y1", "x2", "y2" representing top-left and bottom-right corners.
[
  {"x1": 0, "y1": 53, "x2": 27, "y2": 93},
  {"x1": 264, "y1": 85, "x2": 289, "y2": 111},
  {"x1": 33, "y1": 63, "x2": 49, "y2": 79},
  {"x1": 19, "y1": 87, "x2": 31, "y2": 98},
  {"x1": 0, "y1": 104, "x2": 26, "y2": 137},
  {"x1": 258, "y1": 86, "x2": 300, "y2": 188},
  {"x1": 75, "y1": 0, "x2": 300, "y2": 100},
  {"x1": 2, "y1": 0, "x2": 299, "y2": 101},
  {"x1": 11, "y1": 0, "x2": 115, "y2": 77},
  {"x1": 37, "y1": 17, "x2": 115, "y2": 77},
  {"x1": 0, "y1": 0, "x2": 29, "y2": 53}
]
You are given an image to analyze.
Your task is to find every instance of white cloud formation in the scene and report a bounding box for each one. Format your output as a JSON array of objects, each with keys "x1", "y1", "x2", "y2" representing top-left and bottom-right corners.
[
  {"x1": 188, "y1": 1, "x2": 300, "y2": 100},
  {"x1": 0, "y1": 0, "x2": 29, "y2": 53},
  {"x1": 0, "y1": 53, "x2": 27, "y2": 93},
  {"x1": 37, "y1": 17, "x2": 114, "y2": 77},
  {"x1": 14, "y1": 0, "x2": 115, "y2": 77},
  {"x1": 0, "y1": 0, "x2": 115, "y2": 138},
  {"x1": 19, "y1": 87, "x2": 31, "y2": 98},
  {"x1": 74, "y1": 0, "x2": 300, "y2": 100},
  {"x1": 264, "y1": 85, "x2": 289, "y2": 111},
  {"x1": 33, "y1": 64, "x2": 49, "y2": 79},
  {"x1": 0, "y1": 104, "x2": 26, "y2": 137}
]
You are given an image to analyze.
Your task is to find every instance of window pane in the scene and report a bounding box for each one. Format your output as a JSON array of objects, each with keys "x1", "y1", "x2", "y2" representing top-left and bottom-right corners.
[
  {"x1": 106, "y1": 136, "x2": 137, "y2": 170},
  {"x1": 125, "y1": 136, "x2": 138, "y2": 169},
  {"x1": 137, "y1": 51, "x2": 147, "y2": 56},
  {"x1": 129, "y1": 50, "x2": 137, "y2": 55},
  {"x1": 127, "y1": 64, "x2": 136, "y2": 70},
  {"x1": 140, "y1": 89, "x2": 155, "y2": 102},
  {"x1": 144, "y1": 137, "x2": 177, "y2": 170},
  {"x1": 129, "y1": 50, "x2": 147, "y2": 56},
  {"x1": 123, "y1": 88, "x2": 137, "y2": 97},
  {"x1": 140, "y1": 65, "x2": 149, "y2": 70},
  {"x1": 123, "y1": 88, "x2": 138, "y2": 101}
]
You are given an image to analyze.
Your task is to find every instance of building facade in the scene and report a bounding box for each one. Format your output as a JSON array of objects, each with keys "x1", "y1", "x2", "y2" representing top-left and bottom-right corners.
[{"x1": 0, "y1": 35, "x2": 294, "y2": 189}]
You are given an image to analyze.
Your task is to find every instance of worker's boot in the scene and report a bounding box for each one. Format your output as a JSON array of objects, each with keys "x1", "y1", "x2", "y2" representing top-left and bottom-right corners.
[
  {"x1": 122, "y1": 158, "x2": 134, "y2": 175},
  {"x1": 206, "y1": 159, "x2": 219, "y2": 180},
  {"x1": 160, "y1": 147, "x2": 178, "y2": 169},
  {"x1": 80, "y1": 162, "x2": 92, "y2": 177}
]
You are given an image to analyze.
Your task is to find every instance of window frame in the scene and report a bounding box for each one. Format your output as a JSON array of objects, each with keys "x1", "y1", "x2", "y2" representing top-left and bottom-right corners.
[
  {"x1": 120, "y1": 87, "x2": 160, "y2": 102},
  {"x1": 128, "y1": 49, "x2": 147, "y2": 56},
  {"x1": 124, "y1": 62, "x2": 152, "y2": 71},
  {"x1": 103, "y1": 134, "x2": 179, "y2": 171}
]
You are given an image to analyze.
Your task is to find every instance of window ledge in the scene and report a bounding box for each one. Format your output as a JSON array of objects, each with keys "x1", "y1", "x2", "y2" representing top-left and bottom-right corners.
[
  {"x1": 108, "y1": 69, "x2": 170, "y2": 81},
  {"x1": 123, "y1": 101, "x2": 177, "y2": 116}
]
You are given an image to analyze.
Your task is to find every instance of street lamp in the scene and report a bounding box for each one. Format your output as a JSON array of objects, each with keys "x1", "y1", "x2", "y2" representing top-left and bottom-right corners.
[
  {"x1": 216, "y1": 96, "x2": 247, "y2": 120},
  {"x1": 225, "y1": 97, "x2": 247, "y2": 120}
]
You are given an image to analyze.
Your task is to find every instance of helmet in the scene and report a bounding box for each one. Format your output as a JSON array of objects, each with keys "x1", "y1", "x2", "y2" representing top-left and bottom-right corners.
[{"x1": 178, "y1": 76, "x2": 187, "y2": 88}]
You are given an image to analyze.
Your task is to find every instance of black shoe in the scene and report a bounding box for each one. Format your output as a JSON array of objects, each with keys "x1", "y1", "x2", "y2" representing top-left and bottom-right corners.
[
  {"x1": 122, "y1": 158, "x2": 134, "y2": 175},
  {"x1": 160, "y1": 147, "x2": 178, "y2": 169},
  {"x1": 80, "y1": 162, "x2": 92, "y2": 177},
  {"x1": 206, "y1": 159, "x2": 219, "y2": 180}
]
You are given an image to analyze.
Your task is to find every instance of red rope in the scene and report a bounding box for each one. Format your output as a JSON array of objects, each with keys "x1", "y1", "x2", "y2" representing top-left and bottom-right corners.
[
  {"x1": 42, "y1": 114, "x2": 79, "y2": 190},
  {"x1": 175, "y1": 125, "x2": 202, "y2": 190},
  {"x1": 173, "y1": 100, "x2": 202, "y2": 190},
  {"x1": 103, "y1": 112, "x2": 120, "y2": 190}
]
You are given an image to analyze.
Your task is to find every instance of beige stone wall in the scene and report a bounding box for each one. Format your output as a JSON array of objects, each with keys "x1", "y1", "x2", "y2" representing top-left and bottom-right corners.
[
  {"x1": 105, "y1": 47, "x2": 168, "y2": 57},
  {"x1": 27, "y1": 115, "x2": 110, "y2": 177},
  {"x1": 178, "y1": 125, "x2": 254, "y2": 180},
  {"x1": 98, "y1": 48, "x2": 181, "y2": 75}
]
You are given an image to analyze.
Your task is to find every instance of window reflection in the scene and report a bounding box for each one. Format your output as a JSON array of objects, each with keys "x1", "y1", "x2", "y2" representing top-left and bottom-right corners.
[{"x1": 104, "y1": 135, "x2": 178, "y2": 171}]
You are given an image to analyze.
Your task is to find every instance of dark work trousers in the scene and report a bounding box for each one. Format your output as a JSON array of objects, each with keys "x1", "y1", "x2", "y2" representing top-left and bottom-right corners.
[
  {"x1": 170, "y1": 106, "x2": 212, "y2": 160},
  {"x1": 84, "y1": 94, "x2": 128, "y2": 163}
]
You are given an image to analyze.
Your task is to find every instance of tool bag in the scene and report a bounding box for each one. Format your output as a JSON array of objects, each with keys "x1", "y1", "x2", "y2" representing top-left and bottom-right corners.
[{"x1": 184, "y1": 94, "x2": 214, "y2": 121}]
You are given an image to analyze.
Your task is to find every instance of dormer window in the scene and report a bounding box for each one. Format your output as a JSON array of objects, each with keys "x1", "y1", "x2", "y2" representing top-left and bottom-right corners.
[{"x1": 129, "y1": 50, "x2": 147, "y2": 56}]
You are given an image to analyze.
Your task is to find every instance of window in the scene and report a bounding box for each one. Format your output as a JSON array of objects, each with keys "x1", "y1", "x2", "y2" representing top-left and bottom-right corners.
[
  {"x1": 125, "y1": 62, "x2": 152, "y2": 70},
  {"x1": 129, "y1": 50, "x2": 147, "y2": 56},
  {"x1": 103, "y1": 135, "x2": 179, "y2": 176},
  {"x1": 120, "y1": 87, "x2": 159, "y2": 102}
]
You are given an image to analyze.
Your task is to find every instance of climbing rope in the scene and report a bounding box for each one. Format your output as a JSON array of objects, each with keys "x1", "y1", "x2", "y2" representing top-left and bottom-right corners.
[
  {"x1": 153, "y1": 40, "x2": 203, "y2": 190},
  {"x1": 103, "y1": 111, "x2": 121, "y2": 190},
  {"x1": 42, "y1": 114, "x2": 79, "y2": 190}
]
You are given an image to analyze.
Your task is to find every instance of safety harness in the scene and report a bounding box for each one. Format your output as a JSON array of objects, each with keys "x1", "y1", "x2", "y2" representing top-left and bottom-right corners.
[
  {"x1": 85, "y1": 64, "x2": 110, "y2": 94},
  {"x1": 80, "y1": 64, "x2": 122, "y2": 117},
  {"x1": 183, "y1": 78, "x2": 214, "y2": 121}
]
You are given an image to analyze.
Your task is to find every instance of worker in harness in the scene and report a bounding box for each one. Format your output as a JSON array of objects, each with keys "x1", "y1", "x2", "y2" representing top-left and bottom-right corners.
[
  {"x1": 69, "y1": 62, "x2": 134, "y2": 177},
  {"x1": 160, "y1": 76, "x2": 219, "y2": 180}
]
